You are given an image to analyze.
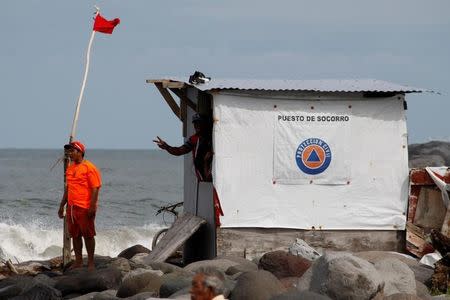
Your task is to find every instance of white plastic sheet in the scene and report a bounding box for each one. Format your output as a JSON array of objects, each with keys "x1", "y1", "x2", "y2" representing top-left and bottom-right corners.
[{"x1": 213, "y1": 93, "x2": 409, "y2": 229}]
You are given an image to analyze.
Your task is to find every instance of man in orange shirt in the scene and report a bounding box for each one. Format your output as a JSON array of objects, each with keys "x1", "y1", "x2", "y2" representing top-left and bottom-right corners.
[{"x1": 58, "y1": 141, "x2": 101, "y2": 271}]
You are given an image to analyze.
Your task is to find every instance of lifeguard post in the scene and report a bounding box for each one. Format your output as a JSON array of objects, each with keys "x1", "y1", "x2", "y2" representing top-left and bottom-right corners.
[{"x1": 148, "y1": 77, "x2": 426, "y2": 261}]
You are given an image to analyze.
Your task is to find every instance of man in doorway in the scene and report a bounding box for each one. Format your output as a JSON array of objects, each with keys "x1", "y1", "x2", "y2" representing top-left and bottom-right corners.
[
  {"x1": 154, "y1": 113, "x2": 213, "y2": 182},
  {"x1": 154, "y1": 113, "x2": 224, "y2": 226},
  {"x1": 190, "y1": 268, "x2": 227, "y2": 300},
  {"x1": 58, "y1": 141, "x2": 102, "y2": 271}
]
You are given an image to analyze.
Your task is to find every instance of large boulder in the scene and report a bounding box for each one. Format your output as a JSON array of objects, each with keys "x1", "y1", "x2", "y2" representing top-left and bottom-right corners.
[
  {"x1": 184, "y1": 258, "x2": 239, "y2": 273},
  {"x1": 408, "y1": 141, "x2": 450, "y2": 168},
  {"x1": 259, "y1": 250, "x2": 312, "y2": 279},
  {"x1": 415, "y1": 281, "x2": 432, "y2": 300},
  {"x1": 270, "y1": 290, "x2": 331, "y2": 300},
  {"x1": 159, "y1": 272, "x2": 193, "y2": 298},
  {"x1": 68, "y1": 289, "x2": 118, "y2": 300},
  {"x1": 0, "y1": 275, "x2": 48, "y2": 299},
  {"x1": 116, "y1": 270, "x2": 162, "y2": 298},
  {"x1": 0, "y1": 285, "x2": 22, "y2": 299},
  {"x1": 374, "y1": 258, "x2": 416, "y2": 296},
  {"x1": 9, "y1": 283, "x2": 62, "y2": 300},
  {"x1": 355, "y1": 251, "x2": 434, "y2": 284},
  {"x1": 384, "y1": 293, "x2": 422, "y2": 300},
  {"x1": 215, "y1": 256, "x2": 258, "y2": 270},
  {"x1": 110, "y1": 257, "x2": 131, "y2": 274},
  {"x1": 33, "y1": 273, "x2": 56, "y2": 287},
  {"x1": 306, "y1": 252, "x2": 384, "y2": 300},
  {"x1": 54, "y1": 267, "x2": 122, "y2": 296},
  {"x1": 149, "y1": 262, "x2": 185, "y2": 274},
  {"x1": 118, "y1": 244, "x2": 151, "y2": 260},
  {"x1": 230, "y1": 270, "x2": 284, "y2": 300},
  {"x1": 130, "y1": 253, "x2": 150, "y2": 265}
]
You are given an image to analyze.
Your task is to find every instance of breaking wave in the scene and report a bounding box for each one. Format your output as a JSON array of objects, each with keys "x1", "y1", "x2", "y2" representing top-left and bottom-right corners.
[{"x1": 0, "y1": 221, "x2": 165, "y2": 262}]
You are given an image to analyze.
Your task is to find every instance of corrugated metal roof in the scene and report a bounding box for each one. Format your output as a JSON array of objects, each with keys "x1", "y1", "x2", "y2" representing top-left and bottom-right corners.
[{"x1": 150, "y1": 77, "x2": 429, "y2": 93}]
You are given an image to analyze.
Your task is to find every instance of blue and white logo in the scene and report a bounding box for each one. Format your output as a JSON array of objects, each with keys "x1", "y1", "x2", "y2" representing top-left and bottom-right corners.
[{"x1": 295, "y1": 138, "x2": 332, "y2": 175}]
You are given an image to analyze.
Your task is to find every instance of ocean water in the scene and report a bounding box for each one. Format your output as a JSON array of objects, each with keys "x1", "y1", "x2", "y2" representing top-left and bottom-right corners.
[{"x1": 0, "y1": 149, "x2": 183, "y2": 262}]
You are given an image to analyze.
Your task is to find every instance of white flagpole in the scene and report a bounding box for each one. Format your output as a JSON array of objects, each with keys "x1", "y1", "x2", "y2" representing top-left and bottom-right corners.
[
  {"x1": 69, "y1": 7, "x2": 100, "y2": 142},
  {"x1": 63, "y1": 6, "x2": 100, "y2": 268}
]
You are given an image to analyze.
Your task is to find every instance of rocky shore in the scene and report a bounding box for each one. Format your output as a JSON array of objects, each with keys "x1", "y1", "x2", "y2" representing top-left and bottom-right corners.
[{"x1": 0, "y1": 244, "x2": 445, "y2": 300}]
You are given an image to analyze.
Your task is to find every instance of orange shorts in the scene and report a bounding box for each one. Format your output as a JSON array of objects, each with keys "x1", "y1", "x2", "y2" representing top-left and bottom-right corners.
[{"x1": 67, "y1": 205, "x2": 96, "y2": 238}]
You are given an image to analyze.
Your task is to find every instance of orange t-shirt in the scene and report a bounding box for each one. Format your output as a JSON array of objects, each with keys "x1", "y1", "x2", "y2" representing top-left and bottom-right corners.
[{"x1": 66, "y1": 160, "x2": 102, "y2": 209}]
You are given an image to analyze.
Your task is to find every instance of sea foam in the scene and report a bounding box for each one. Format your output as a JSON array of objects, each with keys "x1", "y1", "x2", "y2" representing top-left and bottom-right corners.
[{"x1": 0, "y1": 221, "x2": 164, "y2": 262}]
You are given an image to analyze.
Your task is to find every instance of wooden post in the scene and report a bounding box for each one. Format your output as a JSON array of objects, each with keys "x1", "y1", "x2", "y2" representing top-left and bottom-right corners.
[{"x1": 62, "y1": 146, "x2": 71, "y2": 267}]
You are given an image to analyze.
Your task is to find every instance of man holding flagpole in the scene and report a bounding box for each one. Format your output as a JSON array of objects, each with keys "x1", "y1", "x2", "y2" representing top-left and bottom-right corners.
[
  {"x1": 59, "y1": 141, "x2": 101, "y2": 271},
  {"x1": 59, "y1": 8, "x2": 120, "y2": 268}
]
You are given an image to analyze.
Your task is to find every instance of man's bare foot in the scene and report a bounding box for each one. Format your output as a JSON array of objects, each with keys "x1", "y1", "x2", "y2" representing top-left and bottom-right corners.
[{"x1": 87, "y1": 264, "x2": 96, "y2": 272}]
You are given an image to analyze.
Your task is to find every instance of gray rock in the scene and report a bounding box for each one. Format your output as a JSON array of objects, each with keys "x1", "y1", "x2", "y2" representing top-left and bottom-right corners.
[
  {"x1": 226, "y1": 264, "x2": 257, "y2": 276},
  {"x1": 415, "y1": 281, "x2": 432, "y2": 300},
  {"x1": 33, "y1": 273, "x2": 56, "y2": 287},
  {"x1": 0, "y1": 284, "x2": 22, "y2": 299},
  {"x1": 159, "y1": 272, "x2": 193, "y2": 298},
  {"x1": 374, "y1": 258, "x2": 416, "y2": 296},
  {"x1": 110, "y1": 257, "x2": 131, "y2": 274},
  {"x1": 125, "y1": 291, "x2": 160, "y2": 299},
  {"x1": 308, "y1": 252, "x2": 384, "y2": 300},
  {"x1": 278, "y1": 277, "x2": 301, "y2": 290},
  {"x1": 384, "y1": 293, "x2": 422, "y2": 300},
  {"x1": 93, "y1": 289, "x2": 119, "y2": 300},
  {"x1": 66, "y1": 290, "x2": 118, "y2": 300},
  {"x1": 259, "y1": 250, "x2": 312, "y2": 279},
  {"x1": 168, "y1": 286, "x2": 190, "y2": 299},
  {"x1": 409, "y1": 264, "x2": 434, "y2": 284},
  {"x1": 54, "y1": 267, "x2": 122, "y2": 296},
  {"x1": 10, "y1": 283, "x2": 62, "y2": 300},
  {"x1": 130, "y1": 253, "x2": 150, "y2": 265},
  {"x1": 184, "y1": 258, "x2": 239, "y2": 273},
  {"x1": 0, "y1": 275, "x2": 35, "y2": 296},
  {"x1": 149, "y1": 262, "x2": 185, "y2": 274},
  {"x1": 230, "y1": 270, "x2": 284, "y2": 300},
  {"x1": 215, "y1": 256, "x2": 258, "y2": 270},
  {"x1": 355, "y1": 251, "x2": 434, "y2": 284},
  {"x1": 69, "y1": 291, "x2": 99, "y2": 300},
  {"x1": 117, "y1": 244, "x2": 151, "y2": 260},
  {"x1": 116, "y1": 271, "x2": 162, "y2": 298},
  {"x1": 122, "y1": 268, "x2": 163, "y2": 281},
  {"x1": 270, "y1": 290, "x2": 331, "y2": 300},
  {"x1": 95, "y1": 255, "x2": 116, "y2": 269},
  {"x1": 296, "y1": 267, "x2": 313, "y2": 291},
  {"x1": 408, "y1": 141, "x2": 450, "y2": 168}
]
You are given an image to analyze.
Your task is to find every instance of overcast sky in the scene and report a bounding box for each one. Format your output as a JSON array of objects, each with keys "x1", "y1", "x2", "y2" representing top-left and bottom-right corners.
[{"x1": 1, "y1": 0, "x2": 449, "y2": 149}]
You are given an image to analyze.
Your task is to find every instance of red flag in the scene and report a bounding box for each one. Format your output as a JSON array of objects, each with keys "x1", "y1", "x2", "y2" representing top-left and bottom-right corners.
[{"x1": 93, "y1": 14, "x2": 120, "y2": 34}]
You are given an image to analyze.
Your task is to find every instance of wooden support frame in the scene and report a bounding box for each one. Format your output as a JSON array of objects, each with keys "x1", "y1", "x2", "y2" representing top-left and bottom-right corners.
[
  {"x1": 170, "y1": 88, "x2": 197, "y2": 111},
  {"x1": 169, "y1": 88, "x2": 198, "y2": 137},
  {"x1": 154, "y1": 83, "x2": 181, "y2": 121}
]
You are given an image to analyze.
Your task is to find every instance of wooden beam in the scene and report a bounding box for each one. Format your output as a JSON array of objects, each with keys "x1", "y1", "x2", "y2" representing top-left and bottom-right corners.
[
  {"x1": 163, "y1": 81, "x2": 185, "y2": 89},
  {"x1": 146, "y1": 79, "x2": 185, "y2": 89},
  {"x1": 143, "y1": 213, "x2": 206, "y2": 263},
  {"x1": 154, "y1": 83, "x2": 181, "y2": 121},
  {"x1": 170, "y1": 88, "x2": 197, "y2": 111}
]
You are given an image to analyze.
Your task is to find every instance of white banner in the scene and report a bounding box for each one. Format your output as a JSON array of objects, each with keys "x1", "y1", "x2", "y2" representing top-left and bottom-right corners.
[
  {"x1": 274, "y1": 104, "x2": 351, "y2": 184},
  {"x1": 213, "y1": 93, "x2": 409, "y2": 230}
]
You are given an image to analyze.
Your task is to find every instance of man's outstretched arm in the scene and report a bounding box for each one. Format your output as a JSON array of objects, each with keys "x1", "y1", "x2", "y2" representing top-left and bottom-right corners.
[{"x1": 153, "y1": 136, "x2": 191, "y2": 156}]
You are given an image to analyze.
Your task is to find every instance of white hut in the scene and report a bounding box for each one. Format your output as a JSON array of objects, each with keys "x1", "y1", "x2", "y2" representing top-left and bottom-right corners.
[{"x1": 147, "y1": 77, "x2": 426, "y2": 261}]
